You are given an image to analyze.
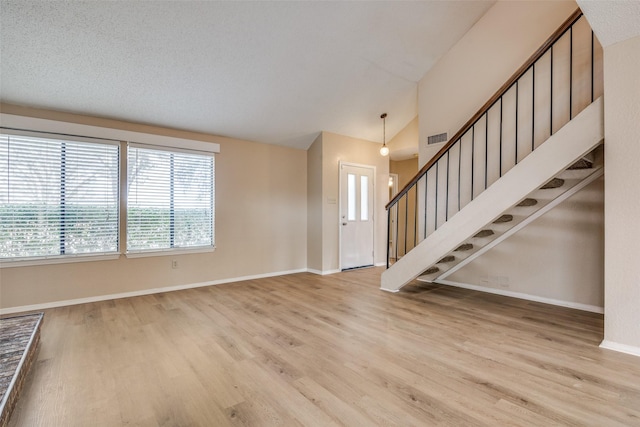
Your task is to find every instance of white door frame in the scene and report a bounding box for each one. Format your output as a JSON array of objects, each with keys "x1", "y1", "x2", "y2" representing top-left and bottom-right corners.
[{"x1": 338, "y1": 161, "x2": 376, "y2": 271}]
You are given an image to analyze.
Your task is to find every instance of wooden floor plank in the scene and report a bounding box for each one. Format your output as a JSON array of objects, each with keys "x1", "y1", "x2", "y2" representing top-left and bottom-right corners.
[{"x1": 6, "y1": 267, "x2": 640, "y2": 426}]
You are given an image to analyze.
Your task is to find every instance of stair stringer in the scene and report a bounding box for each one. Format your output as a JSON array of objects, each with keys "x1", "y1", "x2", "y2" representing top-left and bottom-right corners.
[{"x1": 381, "y1": 97, "x2": 604, "y2": 292}]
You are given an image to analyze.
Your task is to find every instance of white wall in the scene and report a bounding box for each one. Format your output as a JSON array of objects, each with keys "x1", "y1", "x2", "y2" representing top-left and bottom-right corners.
[
  {"x1": 602, "y1": 34, "x2": 640, "y2": 352},
  {"x1": 0, "y1": 104, "x2": 308, "y2": 311}
]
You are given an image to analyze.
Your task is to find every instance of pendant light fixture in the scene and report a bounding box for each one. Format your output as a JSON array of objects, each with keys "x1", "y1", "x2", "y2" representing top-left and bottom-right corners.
[{"x1": 379, "y1": 113, "x2": 389, "y2": 156}]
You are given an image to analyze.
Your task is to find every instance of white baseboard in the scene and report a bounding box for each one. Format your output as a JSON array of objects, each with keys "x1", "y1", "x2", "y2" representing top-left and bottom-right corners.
[
  {"x1": 600, "y1": 340, "x2": 640, "y2": 358},
  {"x1": 307, "y1": 269, "x2": 340, "y2": 276},
  {"x1": 0, "y1": 268, "x2": 308, "y2": 315},
  {"x1": 375, "y1": 262, "x2": 387, "y2": 267},
  {"x1": 434, "y1": 279, "x2": 604, "y2": 314}
]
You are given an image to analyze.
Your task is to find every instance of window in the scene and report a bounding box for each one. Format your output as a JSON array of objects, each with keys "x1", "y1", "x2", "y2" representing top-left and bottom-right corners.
[
  {"x1": 0, "y1": 133, "x2": 119, "y2": 260},
  {"x1": 347, "y1": 173, "x2": 356, "y2": 221},
  {"x1": 0, "y1": 116, "x2": 219, "y2": 265},
  {"x1": 360, "y1": 175, "x2": 369, "y2": 221},
  {"x1": 127, "y1": 144, "x2": 214, "y2": 253}
]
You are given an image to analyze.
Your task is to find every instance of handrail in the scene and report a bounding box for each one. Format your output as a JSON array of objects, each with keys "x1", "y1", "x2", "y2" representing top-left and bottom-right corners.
[{"x1": 386, "y1": 8, "x2": 582, "y2": 210}]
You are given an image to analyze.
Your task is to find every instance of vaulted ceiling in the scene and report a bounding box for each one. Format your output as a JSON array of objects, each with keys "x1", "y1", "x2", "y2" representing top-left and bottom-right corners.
[
  {"x1": 577, "y1": 0, "x2": 640, "y2": 48},
  {"x1": 1, "y1": 1, "x2": 495, "y2": 149}
]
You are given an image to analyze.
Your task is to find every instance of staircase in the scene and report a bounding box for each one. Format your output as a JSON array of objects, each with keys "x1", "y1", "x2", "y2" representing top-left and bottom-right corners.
[{"x1": 381, "y1": 10, "x2": 604, "y2": 293}]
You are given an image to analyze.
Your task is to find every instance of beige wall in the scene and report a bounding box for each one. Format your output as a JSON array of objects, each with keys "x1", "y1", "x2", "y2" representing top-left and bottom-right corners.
[
  {"x1": 389, "y1": 116, "x2": 419, "y2": 160},
  {"x1": 418, "y1": 0, "x2": 578, "y2": 167},
  {"x1": 0, "y1": 104, "x2": 308, "y2": 310},
  {"x1": 306, "y1": 133, "x2": 323, "y2": 272},
  {"x1": 390, "y1": 158, "x2": 418, "y2": 192},
  {"x1": 318, "y1": 132, "x2": 390, "y2": 272},
  {"x1": 603, "y1": 35, "x2": 640, "y2": 349},
  {"x1": 390, "y1": 158, "x2": 419, "y2": 257}
]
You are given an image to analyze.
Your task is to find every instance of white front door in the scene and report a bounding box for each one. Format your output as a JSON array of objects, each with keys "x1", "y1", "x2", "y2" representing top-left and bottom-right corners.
[{"x1": 340, "y1": 163, "x2": 374, "y2": 270}]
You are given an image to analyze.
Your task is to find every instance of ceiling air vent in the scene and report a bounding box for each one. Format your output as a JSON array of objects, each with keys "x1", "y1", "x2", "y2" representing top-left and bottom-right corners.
[{"x1": 427, "y1": 132, "x2": 448, "y2": 145}]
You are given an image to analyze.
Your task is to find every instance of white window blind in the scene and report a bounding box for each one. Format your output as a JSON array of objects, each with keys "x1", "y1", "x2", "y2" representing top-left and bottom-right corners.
[
  {"x1": 127, "y1": 144, "x2": 214, "y2": 253},
  {"x1": 0, "y1": 133, "x2": 119, "y2": 260}
]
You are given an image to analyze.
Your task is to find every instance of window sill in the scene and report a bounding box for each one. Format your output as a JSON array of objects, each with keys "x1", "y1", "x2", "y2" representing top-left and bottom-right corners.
[
  {"x1": 0, "y1": 253, "x2": 121, "y2": 268},
  {"x1": 0, "y1": 246, "x2": 217, "y2": 268},
  {"x1": 125, "y1": 246, "x2": 216, "y2": 258}
]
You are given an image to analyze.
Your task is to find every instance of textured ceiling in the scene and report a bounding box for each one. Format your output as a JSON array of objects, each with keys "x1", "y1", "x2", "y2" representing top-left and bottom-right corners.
[
  {"x1": 577, "y1": 0, "x2": 640, "y2": 48},
  {"x1": 0, "y1": 1, "x2": 494, "y2": 149}
]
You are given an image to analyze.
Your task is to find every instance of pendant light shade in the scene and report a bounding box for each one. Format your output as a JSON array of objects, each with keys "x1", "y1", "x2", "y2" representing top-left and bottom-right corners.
[{"x1": 380, "y1": 113, "x2": 389, "y2": 156}]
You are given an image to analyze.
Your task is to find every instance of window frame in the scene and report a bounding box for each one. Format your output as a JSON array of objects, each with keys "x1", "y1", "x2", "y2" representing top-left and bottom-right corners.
[
  {"x1": 125, "y1": 142, "x2": 216, "y2": 257},
  {"x1": 0, "y1": 129, "x2": 121, "y2": 266},
  {"x1": 0, "y1": 114, "x2": 219, "y2": 268}
]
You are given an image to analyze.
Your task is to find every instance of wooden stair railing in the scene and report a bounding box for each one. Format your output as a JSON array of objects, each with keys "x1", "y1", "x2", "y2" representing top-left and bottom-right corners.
[{"x1": 386, "y1": 9, "x2": 603, "y2": 268}]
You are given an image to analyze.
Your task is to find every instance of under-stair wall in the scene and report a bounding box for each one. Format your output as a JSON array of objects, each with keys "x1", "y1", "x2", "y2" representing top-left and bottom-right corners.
[{"x1": 443, "y1": 176, "x2": 603, "y2": 311}]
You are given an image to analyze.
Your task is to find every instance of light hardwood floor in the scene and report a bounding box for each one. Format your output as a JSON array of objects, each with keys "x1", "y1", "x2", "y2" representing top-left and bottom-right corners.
[{"x1": 7, "y1": 268, "x2": 640, "y2": 426}]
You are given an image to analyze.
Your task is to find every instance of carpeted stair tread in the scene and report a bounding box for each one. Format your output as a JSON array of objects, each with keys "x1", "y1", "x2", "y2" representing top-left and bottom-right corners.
[
  {"x1": 568, "y1": 159, "x2": 593, "y2": 170},
  {"x1": 493, "y1": 214, "x2": 513, "y2": 224},
  {"x1": 474, "y1": 229, "x2": 494, "y2": 238},
  {"x1": 438, "y1": 255, "x2": 455, "y2": 263},
  {"x1": 541, "y1": 178, "x2": 564, "y2": 189},
  {"x1": 517, "y1": 198, "x2": 538, "y2": 207},
  {"x1": 423, "y1": 266, "x2": 440, "y2": 275},
  {"x1": 455, "y1": 243, "x2": 473, "y2": 252}
]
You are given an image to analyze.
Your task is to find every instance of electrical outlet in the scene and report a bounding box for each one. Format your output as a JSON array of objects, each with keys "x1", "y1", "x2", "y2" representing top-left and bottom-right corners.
[{"x1": 172, "y1": 260, "x2": 178, "y2": 269}]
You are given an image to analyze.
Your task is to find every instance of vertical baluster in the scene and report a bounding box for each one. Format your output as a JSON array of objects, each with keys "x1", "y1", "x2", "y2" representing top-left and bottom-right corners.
[
  {"x1": 404, "y1": 195, "x2": 408, "y2": 257},
  {"x1": 386, "y1": 208, "x2": 390, "y2": 268},
  {"x1": 485, "y1": 114, "x2": 488, "y2": 190},
  {"x1": 395, "y1": 200, "x2": 399, "y2": 262},
  {"x1": 499, "y1": 97, "x2": 503, "y2": 177},
  {"x1": 591, "y1": 31, "x2": 594, "y2": 103},
  {"x1": 458, "y1": 140, "x2": 462, "y2": 212},
  {"x1": 435, "y1": 161, "x2": 439, "y2": 230},
  {"x1": 414, "y1": 186, "x2": 418, "y2": 248},
  {"x1": 424, "y1": 175, "x2": 428, "y2": 239},
  {"x1": 532, "y1": 63, "x2": 536, "y2": 152},
  {"x1": 550, "y1": 44, "x2": 554, "y2": 135},
  {"x1": 471, "y1": 126, "x2": 475, "y2": 201},
  {"x1": 445, "y1": 152, "x2": 450, "y2": 221},
  {"x1": 570, "y1": 26, "x2": 573, "y2": 120},
  {"x1": 515, "y1": 80, "x2": 519, "y2": 164}
]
